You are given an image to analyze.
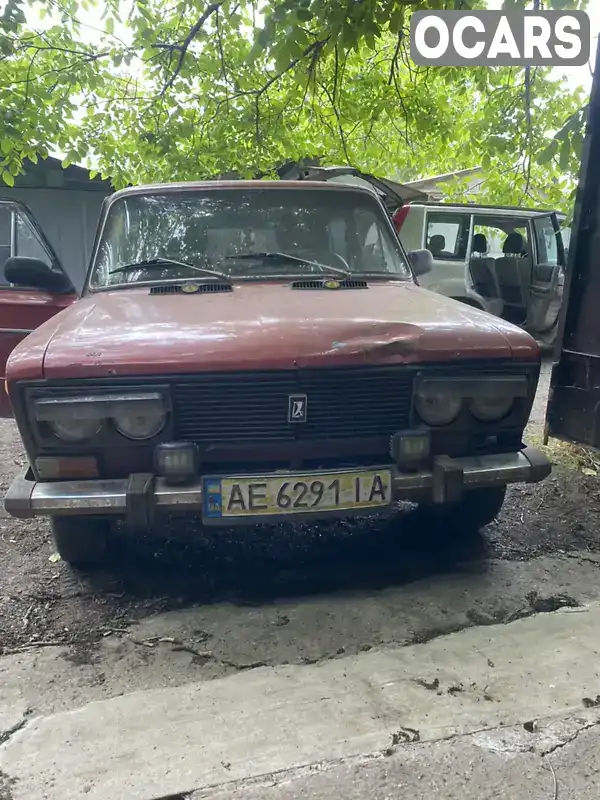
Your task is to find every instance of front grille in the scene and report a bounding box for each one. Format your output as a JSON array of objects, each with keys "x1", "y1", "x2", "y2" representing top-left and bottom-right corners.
[{"x1": 172, "y1": 367, "x2": 415, "y2": 443}]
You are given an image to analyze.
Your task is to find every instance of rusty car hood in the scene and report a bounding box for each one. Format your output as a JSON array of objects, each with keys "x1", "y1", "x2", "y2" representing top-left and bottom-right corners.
[{"x1": 8, "y1": 282, "x2": 539, "y2": 382}]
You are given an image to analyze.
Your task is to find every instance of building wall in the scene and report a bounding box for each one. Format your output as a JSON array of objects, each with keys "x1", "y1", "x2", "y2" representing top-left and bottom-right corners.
[
  {"x1": 405, "y1": 169, "x2": 484, "y2": 202},
  {"x1": 5, "y1": 187, "x2": 110, "y2": 292}
]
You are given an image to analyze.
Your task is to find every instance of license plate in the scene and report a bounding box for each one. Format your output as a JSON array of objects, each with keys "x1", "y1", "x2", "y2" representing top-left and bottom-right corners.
[{"x1": 202, "y1": 469, "x2": 392, "y2": 520}]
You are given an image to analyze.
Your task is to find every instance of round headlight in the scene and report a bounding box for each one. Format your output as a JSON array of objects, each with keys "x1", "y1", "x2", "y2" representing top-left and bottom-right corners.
[
  {"x1": 470, "y1": 394, "x2": 514, "y2": 421},
  {"x1": 50, "y1": 417, "x2": 103, "y2": 442},
  {"x1": 415, "y1": 384, "x2": 462, "y2": 426},
  {"x1": 113, "y1": 403, "x2": 166, "y2": 440}
]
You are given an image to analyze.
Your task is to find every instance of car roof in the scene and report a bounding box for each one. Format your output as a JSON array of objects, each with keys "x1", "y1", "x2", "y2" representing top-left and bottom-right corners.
[
  {"x1": 408, "y1": 200, "x2": 563, "y2": 218},
  {"x1": 110, "y1": 179, "x2": 378, "y2": 201}
]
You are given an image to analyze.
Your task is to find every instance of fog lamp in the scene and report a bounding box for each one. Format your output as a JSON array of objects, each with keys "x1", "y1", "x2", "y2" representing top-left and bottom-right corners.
[
  {"x1": 154, "y1": 442, "x2": 199, "y2": 483},
  {"x1": 390, "y1": 431, "x2": 431, "y2": 465}
]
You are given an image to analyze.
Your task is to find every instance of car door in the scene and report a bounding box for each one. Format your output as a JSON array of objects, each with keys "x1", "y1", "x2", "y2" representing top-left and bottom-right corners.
[
  {"x1": 419, "y1": 209, "x2": 476, "y2": 297},
  {"x1": 0, "y1": 199, "x2": 77, "y2": 417},
  {"x1": 545, "y1": 50, "x2": 600, "y2": 449},
  {"x1": 525, "y1": 212, "x2": 566, "y2": 337}
]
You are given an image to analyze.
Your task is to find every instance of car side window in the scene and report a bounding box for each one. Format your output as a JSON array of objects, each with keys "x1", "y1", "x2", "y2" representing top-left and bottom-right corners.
[
  {"x1": 471, "y1": 217, "x2": 530, "y2": 259},
  {"x1": 0, "y1": 205, "x2": 11, "y2": 285},
  {"x1": 15, "y1": 211, "x2": 53, "y2": 265},
  {"x1": 533, "y1": 216, "x2": 559, "y2": 265},
  {"x1": 560, "y1": 226, "x2": 571, "y2": 262},
  {"x1": 425, "y1": 212, "x2": 470, "y2": 260},
  {"x1": 0, "y1": 205, "x2": 51, "y2": 287}
]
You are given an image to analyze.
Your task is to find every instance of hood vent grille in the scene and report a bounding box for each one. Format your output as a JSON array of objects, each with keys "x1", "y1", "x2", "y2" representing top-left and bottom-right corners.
[
  {"x1": 291, "y1": 279, "x2": 369, "y2": 290},
  {"x1": 150, "y1": 282, "x2": 233, "y2": 295}
]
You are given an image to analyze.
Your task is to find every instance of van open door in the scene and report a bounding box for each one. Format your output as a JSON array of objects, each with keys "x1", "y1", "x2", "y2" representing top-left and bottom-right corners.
[{"x1": 546, "y1": 41, "x2": 600, "y2": 448}]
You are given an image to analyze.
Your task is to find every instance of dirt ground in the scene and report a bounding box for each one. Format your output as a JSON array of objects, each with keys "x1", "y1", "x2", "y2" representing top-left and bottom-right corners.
[{"x1": 2, "y1": 357, "x2": 600, "y2": 669}]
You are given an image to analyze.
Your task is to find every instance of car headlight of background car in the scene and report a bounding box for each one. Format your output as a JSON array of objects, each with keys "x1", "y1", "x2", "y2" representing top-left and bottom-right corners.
[
  {"x1": 33, "y1": 391, "x2": 169, "y2": 442},
  {"x1": 415, "y1": 375, "x2": 529, "y2": 426}
]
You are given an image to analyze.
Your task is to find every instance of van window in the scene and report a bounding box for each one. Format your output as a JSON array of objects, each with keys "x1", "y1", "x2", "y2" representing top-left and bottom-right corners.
[
  {"x1": 425, "y1": 212, "x2": 470, "y2": 260},
  {"x1": 470, "y1": 216, "x2": 530, "y2": 259},
  {"x1": 533, "y1": 216, "x2": 559, "y2": 265}
]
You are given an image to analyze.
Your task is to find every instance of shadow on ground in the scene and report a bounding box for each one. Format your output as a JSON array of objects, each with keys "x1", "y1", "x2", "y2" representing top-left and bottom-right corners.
[{"x1": 88, "y1": 506, "x2": 490, "y2": 608}]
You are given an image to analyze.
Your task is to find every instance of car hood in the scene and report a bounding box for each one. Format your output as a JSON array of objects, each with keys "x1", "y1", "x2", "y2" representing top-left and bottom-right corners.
[{"x1": 9, "y1": 282, "x2": 539, "y2": 382}]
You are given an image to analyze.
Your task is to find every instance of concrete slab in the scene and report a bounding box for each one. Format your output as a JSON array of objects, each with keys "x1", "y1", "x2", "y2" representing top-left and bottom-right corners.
[
  {"x1": 2, "y1": 604, "x2": 600, "y2": 799},
  {"x1": 3, "y1": 553, "x2": 600, "y2": 721},
  {"x1": 202, "y1": 723, "x2": 600, "y2": 800}
]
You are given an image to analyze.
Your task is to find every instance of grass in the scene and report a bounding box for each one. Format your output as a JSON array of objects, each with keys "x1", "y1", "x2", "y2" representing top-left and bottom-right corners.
[{"x1": 525, "y1": 432, "x2": 600, "y2": 475}]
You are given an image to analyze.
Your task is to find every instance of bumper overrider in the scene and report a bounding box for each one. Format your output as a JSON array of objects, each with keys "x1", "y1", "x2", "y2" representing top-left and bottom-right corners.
[{"x1": 5, "y1": 447, "x2": 551, "y2": 526}]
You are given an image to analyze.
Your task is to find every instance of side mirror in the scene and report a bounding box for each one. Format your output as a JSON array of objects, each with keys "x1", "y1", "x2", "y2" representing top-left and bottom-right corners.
[
  {"x1": 4, "y1": 257, "x2": 74, "y2": 294},
  {"x1": 408, "y1": 248, "x2": 433, "y2": 277}
]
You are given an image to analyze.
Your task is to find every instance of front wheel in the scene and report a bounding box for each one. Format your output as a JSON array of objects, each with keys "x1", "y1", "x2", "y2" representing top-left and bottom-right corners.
[
  {"x1": 419, "y1": 486, "x2": 507, "y2": 534},
  {"x1": 50, "y1": 515, "x2": 113, "y2": 567}
]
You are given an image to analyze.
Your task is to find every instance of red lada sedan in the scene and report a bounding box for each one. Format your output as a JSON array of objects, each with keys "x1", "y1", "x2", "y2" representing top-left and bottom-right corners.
[{"x1": 4, "y1": 181, "x2": 551, "y2": 565}]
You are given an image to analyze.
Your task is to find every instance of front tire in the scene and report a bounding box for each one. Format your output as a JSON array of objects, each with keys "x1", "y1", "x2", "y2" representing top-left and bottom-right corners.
[
  {"x1": 420, "y1": 486, "x2": 507, "y2": 534},
  {"x1": 50, "y1": 515, "x2": 113, "y2": 566}
]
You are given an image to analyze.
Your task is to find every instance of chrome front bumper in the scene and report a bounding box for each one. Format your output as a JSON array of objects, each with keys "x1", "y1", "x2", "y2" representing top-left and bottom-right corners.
[{"x1": 5, "y1": 447, "x2": 551, "y2": 524}]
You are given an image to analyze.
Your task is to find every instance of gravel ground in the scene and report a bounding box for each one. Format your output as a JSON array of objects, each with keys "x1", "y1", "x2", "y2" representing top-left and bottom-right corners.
[{"x1": 2, "y1": 355, "x2": 599, "y2": 677}]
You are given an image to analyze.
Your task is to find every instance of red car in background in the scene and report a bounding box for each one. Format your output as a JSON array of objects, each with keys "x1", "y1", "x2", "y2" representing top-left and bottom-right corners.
[{"x1": 0, "y1": 199, "x2": 77, "y2": 416}]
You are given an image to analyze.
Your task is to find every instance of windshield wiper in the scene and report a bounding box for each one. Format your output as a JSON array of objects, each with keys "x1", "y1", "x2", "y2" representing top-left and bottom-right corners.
[
  {"x1": 225, "y1": 252, "x2": 350, "y2": 277},
  {"x1": 110, "y1": 257, "x2": 229, "y2": 280}
]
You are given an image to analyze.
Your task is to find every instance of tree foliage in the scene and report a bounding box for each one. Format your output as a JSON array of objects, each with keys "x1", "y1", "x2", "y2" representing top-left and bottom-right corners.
[{"x1": 0, "y1": 0, "x2": 592, "y2": 212}]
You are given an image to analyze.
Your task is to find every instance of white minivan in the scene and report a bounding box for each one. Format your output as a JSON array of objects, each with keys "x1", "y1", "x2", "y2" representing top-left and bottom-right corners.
[
  {"x1": 393, "y1": 202, "x2": 567, "y2": 343},
  {"x1": 281, "y1": 165, "x2": 568, "y2": 344}
]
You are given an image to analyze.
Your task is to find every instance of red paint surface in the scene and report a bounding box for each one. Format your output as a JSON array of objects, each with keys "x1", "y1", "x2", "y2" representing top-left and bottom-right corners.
[
  {"x1": 6, "y1": 281, "x2": 539, "y2": 387},
  {"x1": 0, "y1": 288, "x2": 77, "y2": 414}
]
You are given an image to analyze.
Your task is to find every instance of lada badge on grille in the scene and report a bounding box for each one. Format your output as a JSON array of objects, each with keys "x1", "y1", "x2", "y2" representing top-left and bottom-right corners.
[{"x1": 288, "y1": 394, "x2": 308, "y2": 423}]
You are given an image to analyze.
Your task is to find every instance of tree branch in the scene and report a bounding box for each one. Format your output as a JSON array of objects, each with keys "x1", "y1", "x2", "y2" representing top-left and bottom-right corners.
[
  {"x1": 161, "y1": 2, "x2": 224, "y2": 95},
  {"x1": 388, "y1": 33, "x2": 402, "y2": 86}
]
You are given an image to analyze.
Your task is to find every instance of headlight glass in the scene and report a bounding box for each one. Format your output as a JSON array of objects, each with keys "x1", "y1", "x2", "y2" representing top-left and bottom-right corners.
[
  {"x1": 469, "y1": 393, "x2": 514, "y2": 421},
  {"x1": 34, "y1": 398, "x2": 105, "y2": 442},
  {"x1": 415, "y1": 382, "x2": 462, "y2": 426},
  {"x1": 33, "y1": 391, "x2": 168, "y2": 443},
  {"x1": 50, "y1": 415, "x2": 103, "y2": 442},
  {"x1": 112, "y1": 400, "x2": 166, "y2": 440}
]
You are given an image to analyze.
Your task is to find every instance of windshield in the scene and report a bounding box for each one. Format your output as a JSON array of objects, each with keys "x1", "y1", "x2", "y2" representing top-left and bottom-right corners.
[{"x1": 88, "y1": 187, "x2": 412, "y2": 290}]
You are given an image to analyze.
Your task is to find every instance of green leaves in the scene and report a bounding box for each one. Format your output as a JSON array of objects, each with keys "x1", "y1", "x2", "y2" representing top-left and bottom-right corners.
[
  {"x1": 559, "y1": 138, "x2": 571, "y2": 172},
  {"x1": 0, "y1": 0, "x2": 26, "y2": 33},
  {"x1": 0, "y1": 0, "x2": 588, "y2": 209},
  {"x1": 547, "y1": 0, "x2": 586, "y2": 8},
  {"x1": 537, "y1": 138, "x2": 558, "y2": 165},
  {"x1": 61, "y1": 151, "x2": 80, "y2": 168}
]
